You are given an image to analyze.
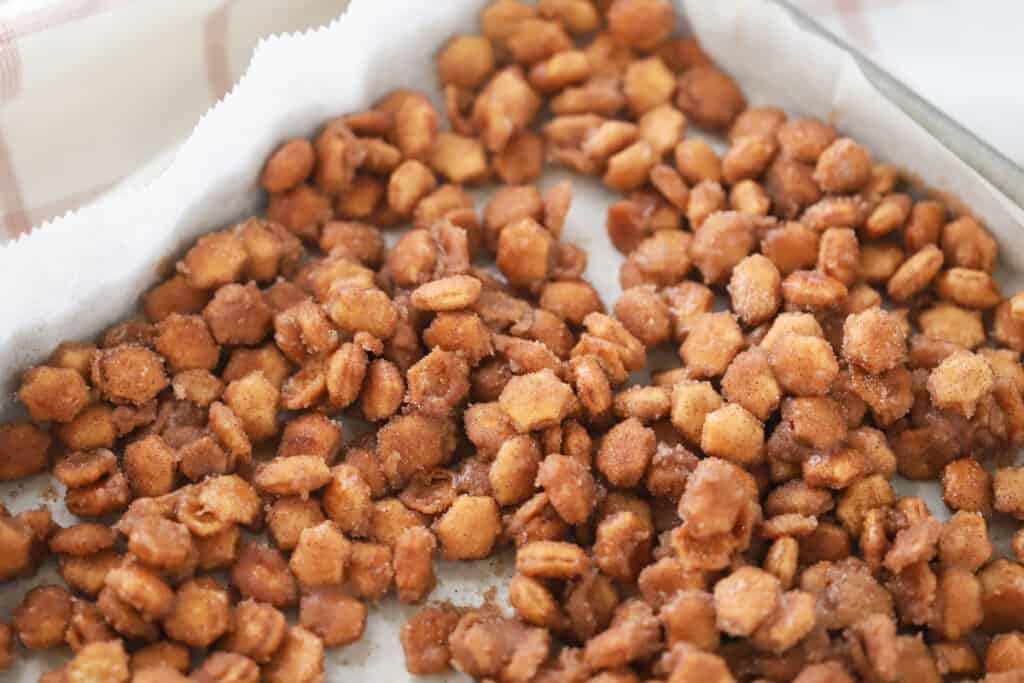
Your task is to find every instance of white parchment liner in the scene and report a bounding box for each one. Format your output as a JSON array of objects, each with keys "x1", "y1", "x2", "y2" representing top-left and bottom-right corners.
[{"x1": 0, "y1": 0, "x2": 1022, "y2": 679}]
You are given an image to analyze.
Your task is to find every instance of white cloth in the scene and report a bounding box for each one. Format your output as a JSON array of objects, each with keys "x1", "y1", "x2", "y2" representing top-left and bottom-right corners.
[
  {"x1": 0, "y1": 0, "x2": 344, "y2": 238},
  {"x1": 0, "y1": 0, "x2": 1021, "y2": 239}
]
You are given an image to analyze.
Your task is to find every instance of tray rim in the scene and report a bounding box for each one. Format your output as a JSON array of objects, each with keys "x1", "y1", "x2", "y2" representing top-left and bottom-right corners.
[{"x1": 769, "y1": 0, "x2": 1024, "y2": 212}]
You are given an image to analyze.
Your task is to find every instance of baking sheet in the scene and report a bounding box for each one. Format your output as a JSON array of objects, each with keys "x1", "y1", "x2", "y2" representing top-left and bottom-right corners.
[{"x1": 0, "y1": 0, "x2": 1023, "y2": 679}]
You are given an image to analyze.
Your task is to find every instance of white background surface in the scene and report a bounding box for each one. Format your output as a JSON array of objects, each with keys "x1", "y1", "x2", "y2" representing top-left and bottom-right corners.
[{"x1": 791, "y1": 0, "x2": 1024, "y2": 166}]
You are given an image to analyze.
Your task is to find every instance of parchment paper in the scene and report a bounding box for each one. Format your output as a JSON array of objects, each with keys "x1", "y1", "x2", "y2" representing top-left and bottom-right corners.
[{"x1": 0, "y1": 0, "x2": 1022, "y2": 679}]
